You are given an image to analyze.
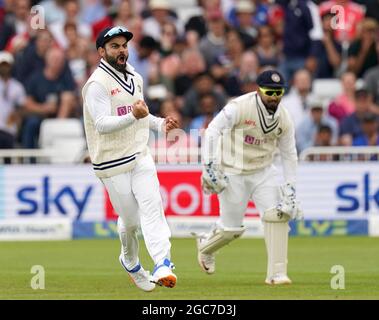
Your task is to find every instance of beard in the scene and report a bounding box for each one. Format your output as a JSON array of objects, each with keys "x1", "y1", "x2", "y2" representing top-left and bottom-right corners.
[
  {"x1": 105, "y1": 52, "x2": 128, "y2": 72},
  {"x1": 264, "y1": 100, "x2": 279, "y2": 114}
]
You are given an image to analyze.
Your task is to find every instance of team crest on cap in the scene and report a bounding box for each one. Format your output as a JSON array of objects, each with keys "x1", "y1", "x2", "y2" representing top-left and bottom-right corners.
[{"x1": 271, "y1": 73, "x2": 280, "y2": 82}]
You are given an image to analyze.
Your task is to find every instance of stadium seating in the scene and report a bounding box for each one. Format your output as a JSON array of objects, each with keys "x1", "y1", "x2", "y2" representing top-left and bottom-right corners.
[
  {"x1": 38, "y1": 118, "x2": 87, "y2": 163},
  {"x1": 312, "y1": 79, "x2": 342, "y2": 103}
]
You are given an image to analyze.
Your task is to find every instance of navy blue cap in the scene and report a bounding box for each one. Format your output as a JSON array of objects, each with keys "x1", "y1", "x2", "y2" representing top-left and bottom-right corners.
[
  {"x1": 96, "y1": 26, "x2": 133, "y2": 49},
  {"x1": 256, "y1": 70, "x2": 285, "y2": 89}
]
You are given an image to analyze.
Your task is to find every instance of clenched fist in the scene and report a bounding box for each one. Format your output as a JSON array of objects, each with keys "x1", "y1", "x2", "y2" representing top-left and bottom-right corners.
[
  {"x1": 132, "y1": 100, "x2": 149, "y2": 119},
  {"x1": 164, "y1": 116, "x2": 179, "y2": 132}
]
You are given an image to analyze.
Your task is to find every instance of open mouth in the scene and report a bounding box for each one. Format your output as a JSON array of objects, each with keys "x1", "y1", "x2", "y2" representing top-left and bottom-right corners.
[{"x1": 117, "y1": 55, "x2": 126, "y2": 64}]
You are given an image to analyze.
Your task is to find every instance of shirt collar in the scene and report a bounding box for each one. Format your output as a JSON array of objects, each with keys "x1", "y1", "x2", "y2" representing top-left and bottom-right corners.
[
  {"x1": 100, "y1": 58, "x2": 135, "y2": 77},
  {"x1": 256, "y1": 92, "x2": 280, "y2": 120}
]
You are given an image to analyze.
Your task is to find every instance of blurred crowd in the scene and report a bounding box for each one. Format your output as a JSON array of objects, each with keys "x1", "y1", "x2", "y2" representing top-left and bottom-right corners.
[{"x1": 0, "y1": 0, "x2": 379, "y2": 157}]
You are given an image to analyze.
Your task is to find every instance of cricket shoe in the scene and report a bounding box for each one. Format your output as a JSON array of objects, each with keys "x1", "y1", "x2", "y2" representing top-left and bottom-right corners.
[
  {"x1": 192, "y1": 232, "x2": 215, "y2": 275},
  {"x1": 265, "y1": 274, "x2": 292, "y2": 285},
  {"x1": 151, "y1": 259, "x2": 177, "y2": 288},
  {"x1": 119, "y1": 255, "x2": 155, "y2": 292}
]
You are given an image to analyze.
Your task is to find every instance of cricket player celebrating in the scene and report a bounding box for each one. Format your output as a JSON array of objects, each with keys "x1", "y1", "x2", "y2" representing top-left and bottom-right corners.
[
  {"x1": 82, "y1": 26, "x2": 179, "y2": 291},
  {"x1": 195, "y1": 70, "x2": 303, "y2": 285}
]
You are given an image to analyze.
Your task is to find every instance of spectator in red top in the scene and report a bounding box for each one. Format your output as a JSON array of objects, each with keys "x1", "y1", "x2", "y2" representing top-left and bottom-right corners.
[
  {"x1": 91, "y1": 0, "x2": 134, "y2": 40},
  {"x1": 328, "y1": 71, "x2": 357, "y2": 124},
  {"x1": 0, "y1": 0, "x2": 30, "y2": 50},
  {"x1": 319, "y1": 0, "x2": 365, "y2": 43}
]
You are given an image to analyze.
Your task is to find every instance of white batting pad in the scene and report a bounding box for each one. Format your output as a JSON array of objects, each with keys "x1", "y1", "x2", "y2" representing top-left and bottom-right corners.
[
  {"x1": 199, "y1": 226, "x2": 246, "y2": 254},
  {"x1": 264, "y1": 221, "x2": 289, "y2": 280}
]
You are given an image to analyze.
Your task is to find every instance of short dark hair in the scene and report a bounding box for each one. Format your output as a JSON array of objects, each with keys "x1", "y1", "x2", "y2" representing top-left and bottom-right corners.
[
  {"x1": 318, "y1": 124, "x2": 332, "y2": 134},
  {"x1": 362, "y1": 113, "x2": 377, "y2": 123},
  {"x1": 139, "y1": 36, "x2": 158, "y2": 50}
]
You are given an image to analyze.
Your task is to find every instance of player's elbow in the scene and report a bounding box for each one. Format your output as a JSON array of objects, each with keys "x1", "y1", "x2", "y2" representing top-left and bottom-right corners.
[{"x1": 94, "y1": 120, "x2": 114, "y2": 134}]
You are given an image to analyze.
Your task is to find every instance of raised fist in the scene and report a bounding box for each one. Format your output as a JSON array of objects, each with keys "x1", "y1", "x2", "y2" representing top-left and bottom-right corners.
[{"x1": 132, "y1": 100, "x2": 149, "y2": 119}]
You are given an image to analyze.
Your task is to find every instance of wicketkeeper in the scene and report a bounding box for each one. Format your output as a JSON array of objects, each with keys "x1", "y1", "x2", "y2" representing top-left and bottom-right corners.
[{"x1": 194, "y1": 70, "x2": 303, "y2": 284}]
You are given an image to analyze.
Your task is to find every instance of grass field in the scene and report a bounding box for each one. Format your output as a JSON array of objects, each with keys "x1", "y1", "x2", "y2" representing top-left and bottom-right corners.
[{"x1": 0, "y1": 237, "x2": 378, "y2": 300}]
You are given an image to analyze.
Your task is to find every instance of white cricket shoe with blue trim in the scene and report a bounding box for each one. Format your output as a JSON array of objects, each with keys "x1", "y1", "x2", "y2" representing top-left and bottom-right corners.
[
  {"x1": 119, "y1": 255, "x2": 155, "y2": 292},
  {"x1": 151, "y1": 259, "x2": 177, "y2": 288}
]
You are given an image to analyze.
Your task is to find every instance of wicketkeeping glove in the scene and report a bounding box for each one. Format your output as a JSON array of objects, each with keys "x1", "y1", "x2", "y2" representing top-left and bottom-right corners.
[
  {"x1": 276, "y1": 183, "x2": 304, "y2": 220},
  {"x1": 201, "y1": 162, "x2": 228, "y2": 194}
]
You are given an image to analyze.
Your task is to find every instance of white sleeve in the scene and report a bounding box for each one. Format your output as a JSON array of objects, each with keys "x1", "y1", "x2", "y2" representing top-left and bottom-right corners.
[
  {"x1": 148, "y1": 114, "x2": 165, "y2": 132},
  {"x1": 203, "y1": 102, "x2": 238, "y2": 164},
  {"x1": 85, "y1": 82, "x2": 137, "y2": 134},
  {"x1": 277, "y1": 120, "x2": 298, "y2": 185}
]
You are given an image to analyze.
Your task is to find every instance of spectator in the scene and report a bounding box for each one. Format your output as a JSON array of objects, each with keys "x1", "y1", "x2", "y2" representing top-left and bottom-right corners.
[
  {"x1": 319, "y1": 0, "x2": 365, "y2": 43},
  {"x1": 0, "y1": 0, "x2": 30, "y2": 50},
  {"x1": 314, "y1": 11, "x2": 342, "y2": 79},
  {"x1": 80, "y1": 0, "x2": 108, "y2": 25},
  {"x1": 64, "y1": 22, "x2": 90, "y2": 88},
  {"x1": 128, "y1": 35, "x2": 159, "y2": 89},
  {"x1": 199, "y1": 8, "x2": 227, "y2": 68},
  {"x1": 347, "y1": 18, "x2": 378, "y2": 78},
  {"x1": 276, "y1": 0, "x2": 314, "y2": 83},
  {"x1": 281, "y1": 68, "x2": 313, "y2": 129},
  {"x1": 363, "y1": 34, "x2": 379, "y2": 106},
  {"x1": 267, "y1": 3, "x2": 285, "y2": 42},
  {"x1": 158, "y1": 47, "x2": 182, "y2": 95},
  {"x1": 254, "y1": 25, "x2": 280, "y2": 68},
  {"x1": 174, "y1": 48, "x2": 206, "y2": 97},
  {"x1": 234, "y1": 0, "x2": 258, "y2": 49},
  {"x1": 225, "y1": 50, "x2": 260, "y2": 97},
  {"x1": 13, "y1": 29, "x2": 54, "y2": 86},
  {"x1": 296, "y1": 95, "x2": 339, "y2": 153},
  {"x1": 188, "y1": 92, "x2": 218, "y2": 131},
  {"x1": 84, "y1": 42, "x2": 101, "y2": 80},
  {"x1": 228, "y1": 0, "x2": 269, "y2": 28},
  {"x1": 210, "y1": 29, "x2": 245, "y2": 90},
  {"x1": 315, "y1": 125, "x2": 334, "y2": 147},
  {"x1": 91, "y1": 0, "x2": 134, "y2": 40},
  {"x1": 21, "y1": 48, "x2": 77, "y2": 148},
  {"x1": 0, "y1": 51, "x2": 25, "y2": 151},
  {"x1": 328, "y1": 71, "x2": 357, "y2": 124},
  {"x1": 339, "y1": 87, "x2": 376, "y2": 145},
  {"x1": 309, "y1": 125, "x2": 338, "y2": 161},
  {"x1": 182, "y1": 72, "x2": 227, "y2": 122},
  {"x1": 352, "y1": 112, "x2": 379, "y2": 146},
  {"x1": 142, "y1": 0, "x2": 183, "y2": 41},
  {"x1": 159, "y1": 21, "x2": 178, "y2": 57},
  {"x1": 305, "y1": 0, "x2": 324, "y2": 76},
  {"x1": 49, "y1": 0, "x2": 92, "y2": 49},
  {"x1": 39, "y1": 0, "x2": 66, "y2": 25}
]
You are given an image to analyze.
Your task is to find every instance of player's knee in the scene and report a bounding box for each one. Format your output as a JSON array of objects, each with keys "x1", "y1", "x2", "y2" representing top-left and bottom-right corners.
[
  {"x1": 262, "y1": 207, "x2": 290, "y2": 223},
  {"x1": 117, "y1": 217, "x2": 139, "y2": 233}
]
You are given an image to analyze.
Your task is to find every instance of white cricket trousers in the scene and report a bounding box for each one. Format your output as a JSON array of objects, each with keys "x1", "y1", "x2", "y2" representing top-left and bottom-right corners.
[
  {"x1": 215, "y1": 165, "x2": 290, "y2": 280},
  {"x1": 217, "y1": 165, "x2": 282, "y2": 227},
  {"x1": 101, "y1": 154, "x2": 171, "y2": 270}
]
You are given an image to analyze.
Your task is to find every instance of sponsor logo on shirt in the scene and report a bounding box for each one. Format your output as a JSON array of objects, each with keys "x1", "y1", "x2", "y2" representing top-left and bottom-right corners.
[
  {"x1": 244, "y1": 119, "x2": 256, "y2": 127},
  {"x1": 244, "y1": 135, "x2": 267, "y2": 145},
  {"x1": 117, "y1": 105, "x2": 133, "y2": 116}
]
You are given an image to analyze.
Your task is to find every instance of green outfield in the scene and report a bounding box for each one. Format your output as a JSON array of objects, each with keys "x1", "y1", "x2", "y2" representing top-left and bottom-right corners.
[{"x1": 0, "y1": 237, "x2": 378, "y2": 300}]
